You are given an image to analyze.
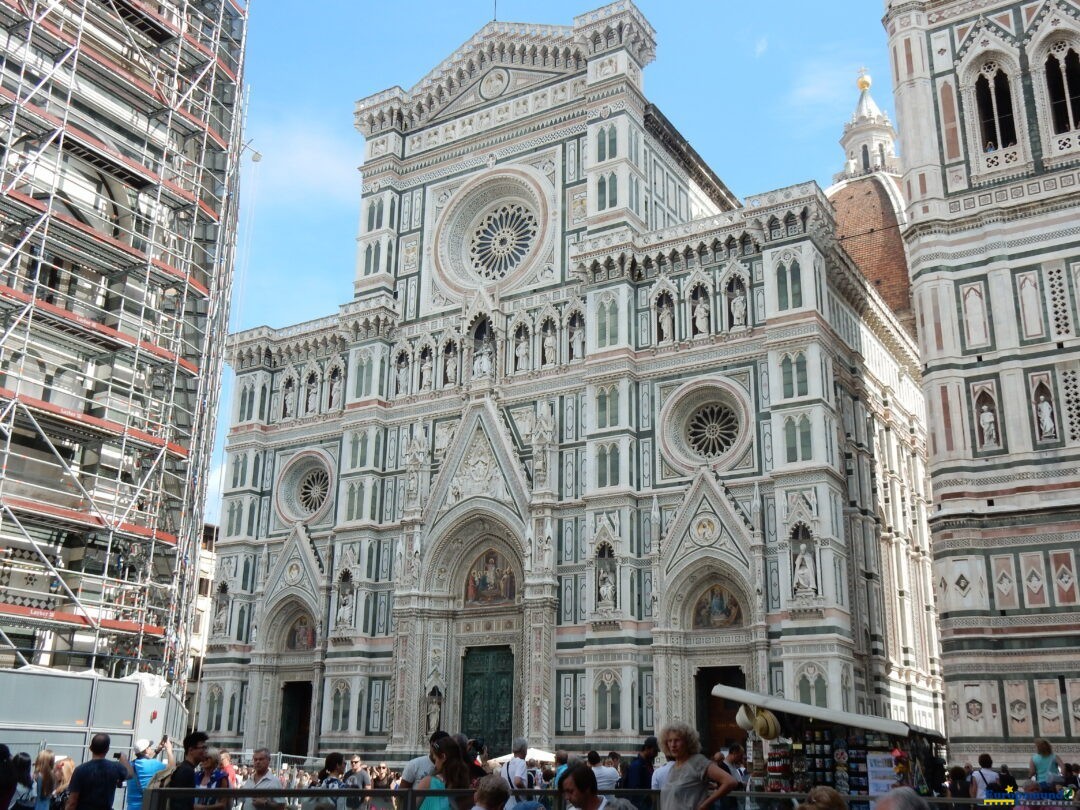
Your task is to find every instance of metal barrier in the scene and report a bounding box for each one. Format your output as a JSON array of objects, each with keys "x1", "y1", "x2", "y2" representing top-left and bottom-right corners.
[{"x1": 146, "y1": 787, "x2": 1080, "y2": 810}]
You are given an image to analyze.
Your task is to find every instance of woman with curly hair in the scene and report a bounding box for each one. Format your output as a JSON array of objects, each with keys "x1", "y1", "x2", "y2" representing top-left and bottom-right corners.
[{"x1": 658, "y1": 723, "x2": 737, "y2": 810}]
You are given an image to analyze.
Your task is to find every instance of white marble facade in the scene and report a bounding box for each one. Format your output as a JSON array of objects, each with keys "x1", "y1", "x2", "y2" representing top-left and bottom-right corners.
[{"x1": 204, "y1": 2, "x2": 941, "y2": 759}]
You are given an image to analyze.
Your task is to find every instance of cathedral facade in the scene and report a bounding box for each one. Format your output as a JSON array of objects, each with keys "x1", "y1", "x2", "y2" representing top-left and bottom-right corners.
[
  {"x1": 886, "y1": 0, "x2": 1080, "y2": 761},
  {"x1": 203, "y1": 2, "x2": 942, "y2": 758}
]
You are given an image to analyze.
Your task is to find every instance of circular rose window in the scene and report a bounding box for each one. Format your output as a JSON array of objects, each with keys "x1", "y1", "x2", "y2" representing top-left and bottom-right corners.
[
  {"x1": 432, "y1": 167, "x2": 553, "y2": 296},
  {"x1": 686, "y1": 403, "x2": 739, "y2": 458},
  {"x1": 658, "y1": 378, "x2": 752, "y2": 474},
  {"x1": 275, "y1": 450, "x2": 335, "y2": 524},
  {"x1": 469, "y1": 203, "x2": 538, "y2": 280}
]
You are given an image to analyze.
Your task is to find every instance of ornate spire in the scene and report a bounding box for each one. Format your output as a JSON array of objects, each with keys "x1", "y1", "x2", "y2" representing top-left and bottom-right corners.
[{"x1": 834, "y1": 70, "x2": 900, "y2": 182}]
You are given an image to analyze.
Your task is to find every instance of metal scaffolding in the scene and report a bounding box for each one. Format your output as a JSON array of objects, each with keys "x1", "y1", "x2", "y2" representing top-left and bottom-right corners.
[{"x1": 0, "y1": 0, "x2": 246, "y2": 698}]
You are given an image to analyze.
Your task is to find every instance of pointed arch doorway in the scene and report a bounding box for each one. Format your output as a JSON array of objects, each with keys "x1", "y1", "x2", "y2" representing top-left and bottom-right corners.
[{"x1": 460, "y1": 645, "x2": 514, "y2": 756}]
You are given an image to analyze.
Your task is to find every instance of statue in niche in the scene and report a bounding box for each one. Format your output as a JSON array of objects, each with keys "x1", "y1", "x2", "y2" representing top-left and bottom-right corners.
[
  {"x1": 473, "y1": 335, "x2": 493, "y2": 378},
  {"x1": 730, "y1": 287, "x2": 747, "y2": 327},
  {"x1": 336, "y1": 580, "x2": 354, "y2": 627},
  {"x1": 1036, "y1": 395, "x2": 1057, "y2": 439},
  {"x1": 978, "y1": 404, "x2": 998, "y2": 448},
  {"x1": 543, "y1": 326, "x2": 557, "y2": 366},
  {"x1": 515, "y1": 332, "x2": 530, "y2": 371},
  {"x1": 793, "y1": 543, "x2": 817, "y2": 595},
  {"x1": 420, "y1": 353, "x2": 433, "y2": 389},
  {"x1": 693, "y1": 296, "x2": 710, "y2": 335},
  {"x1": 534, "y1": 406, "x2": 554, "y2": 446},
  {"x1": 692, "y1": 584, "x2": 742, "y2": 628},
  {"x1": 570, "y1": 321, "x2": 585, "y2": 360},
  {"x1": 597, "y1": 569, "x2": 615, "y2": 607},
  {"x1": 281, "y1": 379, "x2": 294, "y2": 418},
  {"x1": 444, "y1": 348, "x2": 458, "y2": 385},
  {"x1": 328, "y1": 370, "x2": 341, "y2": 409},
  {"x1": 305, "y1": 375, "x2": 318, "y2": 413},
  {"x1": 212, "y1": 586, "x2": 228, "y2": 634},
  {"x1": 657, "y1": 300, "x2": 674, "y2": 342},
  {"x1": 396, "y1": 359, "x2": 409, "y2": 395},
  {"x1": 426, "y1": 694, "x2": 441, "y2": 733}
]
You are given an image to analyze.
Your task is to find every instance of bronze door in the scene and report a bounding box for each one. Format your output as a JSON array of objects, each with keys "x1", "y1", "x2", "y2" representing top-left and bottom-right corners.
[{"x1": 460, "y1": 645, "x2": 514, "y2": 756}]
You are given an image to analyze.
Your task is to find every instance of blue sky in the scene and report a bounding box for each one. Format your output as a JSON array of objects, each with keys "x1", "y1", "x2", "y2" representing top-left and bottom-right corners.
[{"x1": 206, "y1": 0, "x2": 896, "y2": 521}]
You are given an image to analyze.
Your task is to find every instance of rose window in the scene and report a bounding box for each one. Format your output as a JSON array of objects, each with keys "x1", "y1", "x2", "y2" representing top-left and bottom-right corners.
[
  {"x1": 468, "y1": 203, "x2": 538, "y2": 280},
  {"x1": 298, "y1": 469, "x2": 329, "y2": 513},
  {"x1": 686, "y1": 403, "x2": 739, "y2": 458}
]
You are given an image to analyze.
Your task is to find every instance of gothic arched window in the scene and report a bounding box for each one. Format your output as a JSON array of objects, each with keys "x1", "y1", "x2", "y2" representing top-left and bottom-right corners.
[
  {"x1": 331, "y1": 683, "x2": 351, "y2": 732},
  {"x1": 1046, "y1": 42, "x2": 1080, "y2": 134},
  {"x1": 975, "y1": 61, "x2": 1017, "y2": 150}
]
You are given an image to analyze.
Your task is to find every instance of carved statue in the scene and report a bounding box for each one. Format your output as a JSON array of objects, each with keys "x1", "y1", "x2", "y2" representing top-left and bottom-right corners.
[
  {"x1": 1037, "y1": 395, "x2": 1057, "y2": 439},
  {"x1": 472, "y1": 336, "x2": 493, "y2": 378},
  {"x1": 658, "y1": 300, "x2": 674, "y2": 342},
  {"x1": 978, "y1": 404, "x2": 998, "y2": 447},
  {"x1": 282, "y1": 381, "x2": 294, "y2": 418},
  {"x1": 212, "y1": 589, "x2": 228, "y2": 634},
  {"x1": 598, "y1": 569, "x2": 615, "y2": 606},
  {"x1": 336, "y1": 582, "x2": 354, "y2": 627},
  {"x1": 328, "y1": 371, "x2": 341, "y2": 409},
  {"x1": 420, "y1": 354, "x2": 433, "y2": 389},
  {"x1": 730, "y1": 288, "x2": 747, "y2": 327},
  {"x1": 793, "y1": 543, "x2": 817, "y2": 595},
  {"x1": 570, "y1": 322, "x2": 585, "y2": 359},
  {"x1": 444, "y1": 350, "x2": 458, "y2": 385},
  {"x1": 534, "y1": 407, "x2": 554, "y2": 446},
  {"x1": 426, "y1": 696, "x2": 441, "y2": 733},
  {"x1": 305, "y1": 376, "x2": 318, "y2": 413},
  {"x1": 693, "y1": 296, "x2": 710, "y2": 335},
  {"x1": 515, "y1": 333, "x2": 530, "y2": 371},
  {"x1": 396, "y1": 361, "x2": 409, "y2": 395},
  {"x1": 543, "y1": 327, "x2": 557, "y2": 366}
]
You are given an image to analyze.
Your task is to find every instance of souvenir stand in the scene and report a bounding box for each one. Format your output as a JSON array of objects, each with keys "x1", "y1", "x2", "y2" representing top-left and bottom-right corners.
[{"x1": 711, "y1": 684, "x2": 944, "y2": 808}]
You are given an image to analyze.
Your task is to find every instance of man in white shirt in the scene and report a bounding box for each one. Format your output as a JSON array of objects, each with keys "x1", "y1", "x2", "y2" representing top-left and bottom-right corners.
[
  {"x1": 650, "y1": 761, "x2": 672, "y2": 791},
  {"x1": 969, "y1": 754, "x2": 1000, "y2": 799},
  {"x1": 242, "y1": 749, "x2": 283, "y2": 810},
  {"x1": 501, "y1": 738, "x2": 529, "y2": 810},
  {"x1": 587, "y1": 751, "x2": 621, "y2": 794}
]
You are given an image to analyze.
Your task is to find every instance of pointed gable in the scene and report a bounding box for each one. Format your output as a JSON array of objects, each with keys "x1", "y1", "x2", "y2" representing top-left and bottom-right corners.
[
  {"x1": 264, "y1": 522, "x2": 324, "y2": 612},
  {"x1": 659, "y1": 470, "x2": 753, "y2": 579}
]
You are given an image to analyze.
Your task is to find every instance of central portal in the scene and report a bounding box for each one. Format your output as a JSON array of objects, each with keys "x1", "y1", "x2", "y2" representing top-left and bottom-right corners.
[
  {"x1": 278, "y1": 681, "x2": 312, "y2": 755},
  {"x1": 461, "y1": 645, "x2": 514, "y2": 755},
  {"x1": 695, "y1": 665, "x2": 746, "y2": 756}
]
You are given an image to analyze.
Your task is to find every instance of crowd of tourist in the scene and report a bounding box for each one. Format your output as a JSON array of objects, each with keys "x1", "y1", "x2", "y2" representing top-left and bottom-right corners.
[{"x1": 2, "y1": 729, "x2": 1077, "y2": 810}]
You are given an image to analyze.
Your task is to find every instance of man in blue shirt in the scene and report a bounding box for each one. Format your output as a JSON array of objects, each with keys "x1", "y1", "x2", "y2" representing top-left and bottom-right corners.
[
  {"x1": 128, "y1": 738, "x2": 175, "y2": 810},
  {"x1": 67, "y1": 734, "x2": 134, "y2": 810}
]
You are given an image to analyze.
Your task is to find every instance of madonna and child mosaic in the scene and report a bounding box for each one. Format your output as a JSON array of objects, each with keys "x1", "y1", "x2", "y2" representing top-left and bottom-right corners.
[
  {"x1": 465, "y1": 548, "x2": 517, "y2": 604},
  {"x1": 692, "y1": 584, "x2": 742, "y2": 629}
]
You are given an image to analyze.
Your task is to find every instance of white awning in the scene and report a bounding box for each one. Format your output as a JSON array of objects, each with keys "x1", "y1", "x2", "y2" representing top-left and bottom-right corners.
[{"x1": 710, "y1": 683, "x2": 943, "y2": 740}]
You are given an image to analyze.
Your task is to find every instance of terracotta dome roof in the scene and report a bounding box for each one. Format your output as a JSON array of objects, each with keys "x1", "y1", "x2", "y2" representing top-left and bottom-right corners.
[{"x1": 826, "y1": 174, "x2": 913, "y2": 335}]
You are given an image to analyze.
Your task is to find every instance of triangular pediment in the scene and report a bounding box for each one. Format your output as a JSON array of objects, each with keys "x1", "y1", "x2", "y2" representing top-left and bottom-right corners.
[
  {"x1": 355, "y1": 23, "x2": 587, "y2": 135},
  {"x1": 660, "y1": 470, "x2": 752, "y2": 578},
  {"x1": 264, "y1": 522, "x2": 323, "y2": 610},
  {"x1": 428, "y1": 400, "x2": 529, "y2": 522}
]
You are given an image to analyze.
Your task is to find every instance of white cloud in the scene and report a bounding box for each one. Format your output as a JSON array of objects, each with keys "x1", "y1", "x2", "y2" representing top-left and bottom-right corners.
[
  {"x1": 754, "y1": 37, "x2": 768, "y2": 57},
  {"x1": 242, "y1": 117, "x2": 362, "y2": 210}
]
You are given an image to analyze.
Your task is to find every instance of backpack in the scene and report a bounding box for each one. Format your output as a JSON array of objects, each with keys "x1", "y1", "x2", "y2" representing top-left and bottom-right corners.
[
  {"x1": 142, "y1": 764, "x2": 178, "y2": 809},
  {"x1": 10, "y1": 784, "x2": 35, "y2": 810}
]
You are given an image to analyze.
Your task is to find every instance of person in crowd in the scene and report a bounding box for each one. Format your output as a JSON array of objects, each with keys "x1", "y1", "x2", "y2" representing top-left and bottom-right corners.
[
  {"x1": 606, "y1": 755, "x2": 623, "y2": 784},
  {"x1": 470, "y1": 775, "x2": 510, "y2": 810},
  {"x1": 713, "y1": 745, "x2": 746, "y2": 810},
  {"x1": 998, "y1": 764, "x2": 1019, "y2": 793},
  {"x1": 650, "y1": 761, "x2": 672, "y2": 794},
  {"x1": 219, "y1": 754, "x2": 237, "y2": 791},
  {"x1": 795, "y1": 787, "x2": 847, "y2": 810},
  {"x1": 873, "y1": 787, "x2": 929, "y2": 810},
  {"x1": 1062, "y1": 763, "x2": 1078, "y2": 789},
  {"x1": 969, "y1": 753, "x2": 999, "y2": 799},
  {"x1": 559, "y1": 764, "x2": 634, "y2": 810},
  {"x1": 66, "y1": 734, "x2": 134, "y2": 810},
  {"x1": 587, "y1": 752, "x2": 620, "y2": 795},
  {"x1": 946, "y1": 765, "x2": 968, "y2": 810},
  {"x1": 195, "y1": 749, "x2": 230, "y2": 810},
  {"x1": 51, "y1": 760, "x2": 74, "y2": 810},
  {"x1": 400, "y1": 732, "x2": 449, "y2": 792},
  {"x1": 551, "y1": 753, "x2": 569, "y2": 792},
  {"x1": 464, "y1": 742, "x2": 487, "y2": 788},
  {"x1": 656, "y1": 723, "x2": 736, "y2": 810},
  {"x1": 343, "y1": 755, "x2": 370, "y2": 810},
  {"x1": 10, "y1": 752, "x2": 34, "y2": 810},
  {"x1": 309, "y1": 753, "x2": 346, "y2": 810},
  {"x1": 369, "y1": 763, "x2": 392, "y2": 810},
  {"x1": 241, "y1": 749, "x2": 283, "y2": 810},
  {"x1": 33, "y1": 750, "x2": 55, "y2": 810},
  {"x1": 128, "y1": 739, "x2": 174, "y2": 810},
  {"x1": 499, "y1": 739, "x2": 529, "y2": 810},
  {"x1": 1029, "y1": 739, "x2": 1064, "y2": 790},
  {"x1": 415, "y1": 736, "x2": 470, "y2": 810},
  {"x1": 169, "y1": 732, "x2": 209, "y2": 810},
  {"x1": 0, "y1": 746, "x2": 16, "y2": 810},
  {"x1": 623, "y1": 737, "x2": 658, "y2": 810}
]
